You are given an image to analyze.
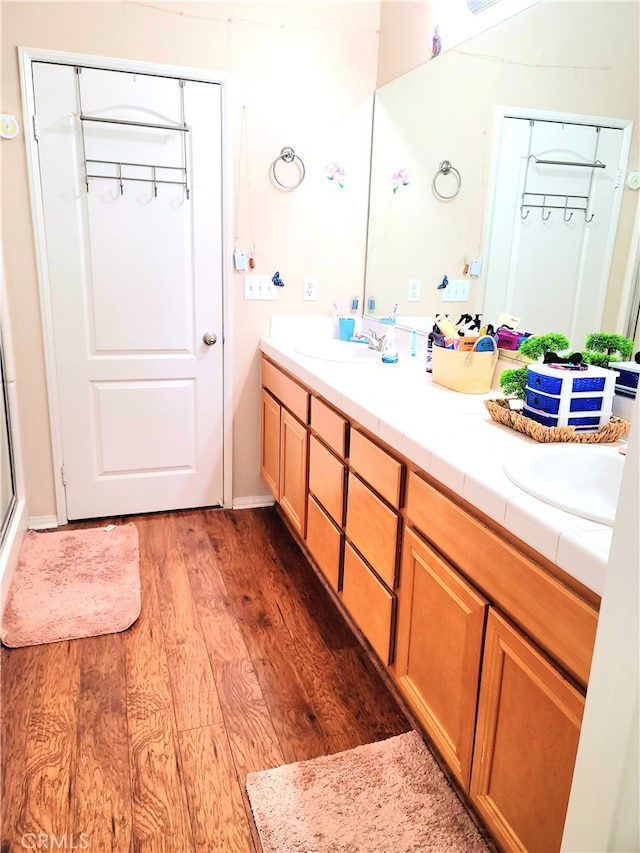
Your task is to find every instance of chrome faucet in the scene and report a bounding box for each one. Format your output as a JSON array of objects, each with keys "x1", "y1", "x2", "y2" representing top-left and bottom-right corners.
[{"x1": 354, "y1": 330, "x2": 387, "y2": 351}]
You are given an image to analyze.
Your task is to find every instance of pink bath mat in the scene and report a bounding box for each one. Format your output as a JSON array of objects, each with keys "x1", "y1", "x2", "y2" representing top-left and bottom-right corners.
[{"x1": 1, "y1": 522, "x2": 141, "y2": 648}]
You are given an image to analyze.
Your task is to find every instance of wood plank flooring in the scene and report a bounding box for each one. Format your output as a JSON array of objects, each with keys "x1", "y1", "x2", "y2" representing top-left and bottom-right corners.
[{"x1": 1, "y1": 508, "x2": 410, "y2": 852}]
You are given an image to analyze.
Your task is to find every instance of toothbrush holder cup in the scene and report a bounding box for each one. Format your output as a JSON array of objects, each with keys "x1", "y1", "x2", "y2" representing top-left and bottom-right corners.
[{"x1": 338, "y1": 318, "x2": 356, "y2": 341}]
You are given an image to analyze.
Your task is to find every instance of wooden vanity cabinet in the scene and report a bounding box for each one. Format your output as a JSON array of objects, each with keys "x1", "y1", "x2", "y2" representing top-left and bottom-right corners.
[
  {"x1": 470, "y1": 610, "x2": 584, "y2": 853},
  {"x1": 260, "y1": 359, "x2": 309, "y2": 537},
  {"x1": 259, "y1": 387, "x2": 281, "y2": 498},
  {"x1": 405, "y1": 471, "x2": 597, "y2": 687},
  {"x1": 306, "y1": 398, "x2": 348, "y2": 591},
  {"x1": 395, "y1": 527, "x2": 488, "y2": 789},
  {"x1": 259, "y1": 353, "x2": 599, "y2": 853},
  {"x1": 279, "y1": 408, "x2": 308, "y2": 537},
  {"x1": 341, "y1": 431, "x2": 404, "y2": 664}
]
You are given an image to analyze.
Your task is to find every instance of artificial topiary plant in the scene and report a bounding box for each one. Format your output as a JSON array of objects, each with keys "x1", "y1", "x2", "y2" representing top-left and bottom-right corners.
[
  {"x1": 499, "y1": 367, "x2": 528, "y2": 400},
  {"x1": 498, "y1": 333, "x2": 571, "y2": 400},
  {"x1": 582, "y1": 332, "x2": 634, "y2": 369},
  {"x1": 517, "y1": 333, "x2": 571, "y2": 361}
]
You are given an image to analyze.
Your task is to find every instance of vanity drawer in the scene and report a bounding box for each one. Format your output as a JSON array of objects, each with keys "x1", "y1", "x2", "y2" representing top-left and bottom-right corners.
[
  {"x1": 311, "y1": 396, "x2": 348, "y2": 458},
  {"x1": 261, "y1": 358, "x2": 309, "y2": 423},
  {"x1": 309, "y1": 435, "x2": 346, "y2": 526},
  {"x1": 406, "y1": 471, "x2": 598, "y2": 687},
  {"x1": 345, "y1": 473, "x2": 400, "y2": 590},
  {"x1": 306, "y1": 495, "x2": 342, "y2": 592},
  {"x1": 349, "y1": 429, "x2": 403, "y2": 508},
  {"x1": 342, "y1": 541, "x2": 395, "y2": 665}
]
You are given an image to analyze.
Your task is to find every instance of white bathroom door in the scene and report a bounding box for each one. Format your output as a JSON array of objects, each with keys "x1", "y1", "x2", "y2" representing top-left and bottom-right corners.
[
  {"x1": 483, "y1": 114, "x2": 627, "y2": 348},
  {"x1": 32, "y1": 62, "x2": 224, "y2": 520}
]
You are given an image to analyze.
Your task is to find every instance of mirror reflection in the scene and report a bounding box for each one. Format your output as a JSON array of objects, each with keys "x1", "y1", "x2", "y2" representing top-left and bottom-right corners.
[{"x1": 365, "y1": 1, "x2": 639, "y2": 347}]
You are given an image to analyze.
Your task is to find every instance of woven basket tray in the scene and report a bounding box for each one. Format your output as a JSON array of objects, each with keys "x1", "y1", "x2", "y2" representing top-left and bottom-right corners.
[{"x1": 484, "y1": 398, "x2": 631, "y2": 444}]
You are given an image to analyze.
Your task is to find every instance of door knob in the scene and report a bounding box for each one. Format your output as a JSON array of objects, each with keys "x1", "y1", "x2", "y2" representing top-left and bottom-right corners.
[{"x1": 202, "y1": 332, "x2": 217, "y2": 346}]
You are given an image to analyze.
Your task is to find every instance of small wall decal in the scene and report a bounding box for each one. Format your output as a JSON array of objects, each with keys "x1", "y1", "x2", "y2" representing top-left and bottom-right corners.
[
  {"x1": 391, "y1": 168, "x2": 411, "y2": 193},
  {"x1": 324, "y1": 162, "x2": 346, "y2": 189}
]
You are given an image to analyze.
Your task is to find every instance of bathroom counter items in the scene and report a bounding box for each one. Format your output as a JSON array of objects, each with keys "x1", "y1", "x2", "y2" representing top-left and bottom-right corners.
[{"x1": 260, "y1": 334, "x2": 617, "y2": 596}]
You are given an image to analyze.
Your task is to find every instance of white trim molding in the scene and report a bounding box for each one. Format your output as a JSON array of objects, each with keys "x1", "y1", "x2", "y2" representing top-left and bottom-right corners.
[{"x1": 232, "y1": 495, "x2": 276, "y2": 510}]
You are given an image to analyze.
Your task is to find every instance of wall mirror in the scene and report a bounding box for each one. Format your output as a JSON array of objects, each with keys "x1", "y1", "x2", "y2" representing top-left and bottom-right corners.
[{"x1": 364, "y1": 0, "x2": 639, "y2": 348}]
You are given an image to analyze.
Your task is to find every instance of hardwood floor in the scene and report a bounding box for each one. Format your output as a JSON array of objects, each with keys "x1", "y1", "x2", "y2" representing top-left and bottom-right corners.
[{"x1": 1, "y1": 508, "x2": 410, "y2": 852}]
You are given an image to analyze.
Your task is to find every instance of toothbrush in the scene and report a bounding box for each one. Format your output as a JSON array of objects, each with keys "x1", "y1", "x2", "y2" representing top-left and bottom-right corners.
[
  {"x1": 332, "y1": 302, "x2": 343, "y2": 319},
  {"x1": 390, "y1": 303, "x2": 398, "y2": 320}
]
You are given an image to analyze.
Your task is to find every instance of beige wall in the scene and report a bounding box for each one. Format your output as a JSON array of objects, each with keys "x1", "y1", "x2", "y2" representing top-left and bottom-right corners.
[{"x1": 1, "y1": 1, "x2": 380, "y2": 516}]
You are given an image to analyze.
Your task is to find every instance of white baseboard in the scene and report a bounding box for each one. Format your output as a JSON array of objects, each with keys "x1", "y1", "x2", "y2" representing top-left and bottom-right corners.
[
  {"x1": 28, "y1": 514, "x2": 59, "y2": 530},
  {"x1": 232, "y1": 495, "x2": 275, "y2": 510},
  {"x1": 0, "y1": 499, "x2": 28, "y2": 615}
]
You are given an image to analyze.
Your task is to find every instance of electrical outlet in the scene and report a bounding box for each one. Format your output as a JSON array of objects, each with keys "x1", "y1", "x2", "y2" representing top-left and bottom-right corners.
[
  {"x1": 303, "y1": 276, "x2": 318, "y2": 301},
  {"x1": 441, "y1": 279, "x2": 470, "y2": 302},
  {"x1": 408, "y1": 278, "x2": 421, "y2": 302},
  {"x1": 244, "y1": 275, "x2": 276, "y2": 300}
]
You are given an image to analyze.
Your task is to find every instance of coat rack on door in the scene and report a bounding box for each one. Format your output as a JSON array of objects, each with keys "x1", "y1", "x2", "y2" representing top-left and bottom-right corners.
[
  {"x1": 520, "y1": 121, "x2": 606, "y2": 222},
  {"x1": 75, "y1": 67, "x2": 191, "y2": 199}
]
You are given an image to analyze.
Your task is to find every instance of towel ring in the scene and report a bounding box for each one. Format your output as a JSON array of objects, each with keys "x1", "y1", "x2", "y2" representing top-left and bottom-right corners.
[
  {"x1": 432, "y1": 160, "x2": 462, "y2": 200},
  {"x1": 271, "y1": 146, "x2": 305, "y2": 190}
]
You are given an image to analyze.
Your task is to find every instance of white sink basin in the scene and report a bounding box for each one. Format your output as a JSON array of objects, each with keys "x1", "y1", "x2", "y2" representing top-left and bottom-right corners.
[
  {"x1": 295, "y1": 339, "x2": 380, "y2": 363},
  {"x1": 503, "y1": 443, "x2": 625, "y2": 526}
]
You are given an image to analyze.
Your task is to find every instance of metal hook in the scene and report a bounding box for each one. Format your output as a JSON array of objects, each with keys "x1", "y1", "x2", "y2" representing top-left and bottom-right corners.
[
  {"x1": 585, "y1": 211, "x2": 595, "y2": 223},
  {"x1": 563, "y1": 199, "x2": 573, "y2": 222},
  {"x1": 542, "y1": 208, "x2": 551, "y2": 221},
  {"x1": 520, "y1": 207, "x2": 530, "y2": 220}
]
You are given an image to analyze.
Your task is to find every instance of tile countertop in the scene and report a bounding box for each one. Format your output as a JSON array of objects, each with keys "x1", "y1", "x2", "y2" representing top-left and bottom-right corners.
[{"x1": 260, "y1": 334, "x2": 617, "y2": 597}]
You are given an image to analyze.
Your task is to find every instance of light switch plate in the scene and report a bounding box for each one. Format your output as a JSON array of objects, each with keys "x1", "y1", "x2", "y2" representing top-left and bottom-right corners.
[
  {"x1": 441, "y1": 279, "x2": 470, "y2": 302},
  {"x1": 244, "y1": 275, "x2": 276, "y2": 300}
]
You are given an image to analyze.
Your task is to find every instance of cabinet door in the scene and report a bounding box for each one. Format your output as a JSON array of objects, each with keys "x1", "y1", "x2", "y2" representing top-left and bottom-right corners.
[
  {"x1": 342, "y1": 542, "x2": 395, "y2": 665},
  {"x1": 471, "y1": 610, "x2": 584, "y2": 853},
  {"x1": 279, "y1": 408, "x2": 308, "y2": 538},
  {"x1": 306, "y1": 495, "x2": 342, "y2": 591},
  {"x1": 396, "y1": 527, "x2": 488, "y2": 789},
  {"x1": 345, "y1": 474, "x2": 399, "y2": 589},
  {"x1": 260, "y1": 388, "x2": 280, "y2": 499}
]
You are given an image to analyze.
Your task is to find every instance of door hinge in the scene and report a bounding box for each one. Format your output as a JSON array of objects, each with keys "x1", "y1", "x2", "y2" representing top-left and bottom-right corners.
[
  {"x1": 61, "y1": 465, "x2": 67, "y2": 486},
  {"x1": 32, "y1": 114, "x2": 39, "y2": 141},
  {"x1": 615, "y1": 167, "x2": 622, "y2": 188}
]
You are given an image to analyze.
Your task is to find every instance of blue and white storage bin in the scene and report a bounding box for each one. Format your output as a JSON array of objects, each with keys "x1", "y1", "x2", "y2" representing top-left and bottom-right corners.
[
  {"x1": 523, "y1": 363, "x2": 617, "y2": 431},
  {"x1": 612, "y1": 361, "x2": 640, "y2": 400}
]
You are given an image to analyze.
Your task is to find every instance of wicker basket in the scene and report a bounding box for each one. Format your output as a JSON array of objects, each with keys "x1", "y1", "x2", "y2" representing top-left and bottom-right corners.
[{"x1": 484, "y1": 398, "x2": 631, "y2": 444}]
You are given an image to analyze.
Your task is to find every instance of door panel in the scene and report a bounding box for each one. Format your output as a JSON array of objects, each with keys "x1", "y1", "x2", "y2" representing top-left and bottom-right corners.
[
  {"x1": 93, "y1": 380, "x2": 196, "y2": 473},
  {"x1": 32, "y1": 61, "x2": 223, "y2": 519},
  {"x1": 87, "y1": 193, "x2": 192, "y2": 353}
]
